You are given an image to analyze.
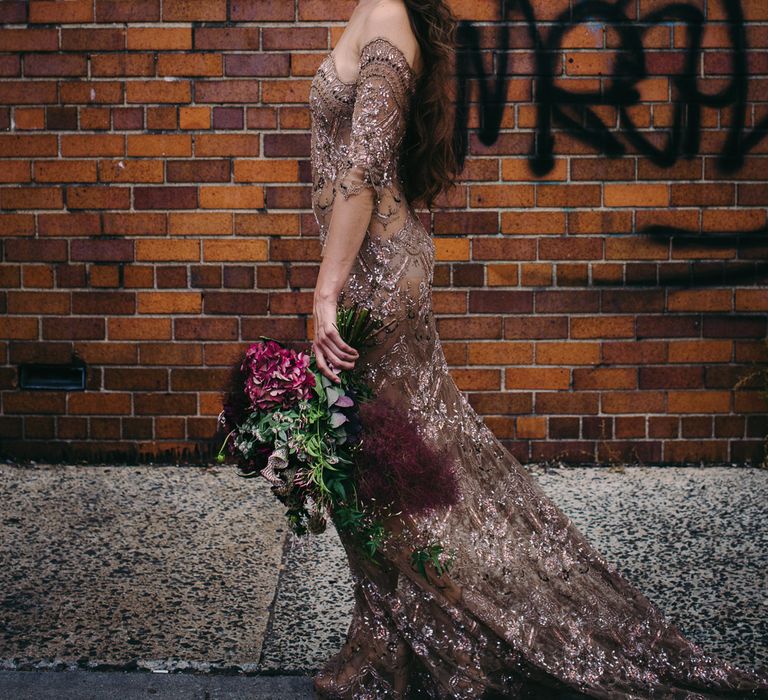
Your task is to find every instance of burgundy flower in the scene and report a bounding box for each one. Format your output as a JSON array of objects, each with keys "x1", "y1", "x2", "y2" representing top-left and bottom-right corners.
[
  {"x1": 354, "y1": 396, "x2": 460, "y2": 516},
  {"x1": 241, "y1": 339, "x2": 316, "y2": 411}
]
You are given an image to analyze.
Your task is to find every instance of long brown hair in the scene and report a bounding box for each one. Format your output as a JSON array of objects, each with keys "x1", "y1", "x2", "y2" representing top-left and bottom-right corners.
[{"x1": 402, "y1": 0, "x2": 460, "y2": 210}]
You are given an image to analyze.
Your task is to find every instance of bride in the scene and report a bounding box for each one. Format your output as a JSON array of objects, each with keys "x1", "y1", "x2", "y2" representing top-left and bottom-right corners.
[{"x1": 307, "y1": 0, "x2": 768, "y2": 697}]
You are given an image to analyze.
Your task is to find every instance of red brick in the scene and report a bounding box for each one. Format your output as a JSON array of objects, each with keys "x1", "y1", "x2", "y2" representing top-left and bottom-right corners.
[
  {"x1": 67, "y1": 186, "x2": 130, "y2": 209},
  {"x1": 61, "y1": 28, "x2": 125, "y2": 50},
  {"x1": 69, "y1": 392, "x2": 132, "y2": 415},
  {"x1": 29, "y1": 0, "x2": 93, "y2": 23},
  {"x1": 61, "y1": 135, "x2": 125, "y2": 157},
  {"x1": 0, "y1": 29, "x2": 58, "y2": 52},
  {"x1": 25, "y1": 54, "x2": 87, "y2": 77},
  {"x1": 0, "y1": 318, "x2": 38, "y2": 339},
  {"x1": 104, "y1": 369, "x2": 167, "y2": 391},
  {"x1": 0, "y1": 266, "x2": 21, "y2": 291},
  {"x1": 60, "y1": 81, "x2": 123, "y2": 104},
  {"x1": 194, "y1": 28, "x2": 260, "y2": 50},
  {"x1": 91, "y1": 54, "x2": 155, "y2": 78},
  {"x1": 102, "y1": 213, "x2": 166, "y2": 236},
  {"x1": 262, "y1": 27, "x2": 327, "y2": 50},
  {"x1": 95, "y1": 0, "x2": 160, "y2": 22},
  {"x1": 42, "y1": 317, "x2": 105, "y2": 340},
  {"x1": 126, "y1": 81, "x2": 191, "y2": 104},
  {"x1": 471, "y1": 238, "x2": 536, "y2": 261},
  {"x1": 72, "y1": 292, "x2": 135, "y2": 315},
  {"x1": 134, "y1": 393, "x2": 197, "y2": 416},
  {"x1": 158, "y1": 54, "x2": 222, "y2": 77},
  {"x1": 55, "y1": 264, "x2": 87, "y2": 287},
  {"x1": 202, "y1": 291, "x2": 268, "y2": 314},
  {"x1": 168, "y1": 212, "x2": 232, "y2": 235},
  {"x1": 200, "y1": 185, "x2": 264, "y2": 209},
  {"x1": 128, "y1": 27, "x2": 191, "y2": 50},
  {"x1": 140, "y1": 343, "x2": 203, "y2": 365},
  {"x1": 0, "y1": 214, "x2": 34, "y2": 237},
  {"x1": 134, "y1": 186, "x2": 197, "y2": 209},
  {"x1": 262, "y1": 133, "x2": 308, "y2": 157},
  {"x1": 6, "y1": 239, "x2": 67, "y2": 262},
  {"x1": 109, "y1": 318, "x2": 172, "y2": 341},
  {"x1": 4, "y1": 392, "x2": 67, "y2": 414},
  {"x1": 195, "y1": 80, "x2": 261, "y2": 104},
  {"x1": 537, "y1": 184, "x2": 601, "y2": 207},
  {"x1": 163, "y1": 0, "x2": 226, "y2": 21},
  {"x1": 0, "y1": 160, "x2": 30, "y2": 183},
  {"x1": 7, "y1": 292, "x2": 70, "y2": 314},
  {"x1": 298, "y1": 0, "x2": 356, "y2": 20},
  {"x1": 175, "y1": 318, "x2": 238, "y2": 340},
  {"x1": 225, "y1": 54, "x2": 290, "y2": 77},
  {"x1": 167, "y1": 159, "x2": 230, "y2": 183},
  {"x1": 0, "y1": 186, "x2": 63, "y2": 210},
  {"x1": 170, "y1": 368, "x2": 232, "y2": 391},
  {"x1": 539, "y1": 237, "x2": 602, "y2": 260},
  {"x1": 179, "y1": 106, "x2": 210, "y2": 129},
  {"x1": 70, "y1": 239, "x2": 134, "y2": 262},
  {"x1": 73, "y1": 342, "x2": 137, "y2": 365},
  {"x1": 203, "y1": 239, "x2": 267, "y2": 262},
  {"x1": 137, "y1": 292, "x2": 201, "y2": 314},
  {"x1": 35, "y1": 160, "x2": 98, "y2": 183},
  {"x1": 195, "y1": 134, "x2": 261, "y2": 157},
  {"x1": 22, "y1": 265, "x2": 55, "y2": 288}
]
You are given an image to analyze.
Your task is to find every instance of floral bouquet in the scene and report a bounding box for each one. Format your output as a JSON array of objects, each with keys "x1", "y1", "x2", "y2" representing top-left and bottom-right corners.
[{"x1": 215, "y1": 302, "x2": 460, "y2": 578}]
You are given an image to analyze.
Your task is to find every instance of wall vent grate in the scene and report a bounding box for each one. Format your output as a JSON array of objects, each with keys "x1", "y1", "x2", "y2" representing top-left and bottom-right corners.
[{"x1": 18, "y1": 363, "x2": 86, "y2": 391}]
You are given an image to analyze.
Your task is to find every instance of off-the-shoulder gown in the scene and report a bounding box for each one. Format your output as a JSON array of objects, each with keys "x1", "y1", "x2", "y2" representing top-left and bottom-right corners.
[{"x1": 308, "y1": 35, "x2": 768, "y2": 699}]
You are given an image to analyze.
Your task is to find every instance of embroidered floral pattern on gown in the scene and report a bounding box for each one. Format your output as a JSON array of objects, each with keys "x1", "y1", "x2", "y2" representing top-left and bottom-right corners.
[{"x1": 308, "y1": 35, "x2": 768, "y2": 699}]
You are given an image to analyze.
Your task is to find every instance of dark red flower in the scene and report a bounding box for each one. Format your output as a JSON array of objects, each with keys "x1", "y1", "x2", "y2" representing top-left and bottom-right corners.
[
  {"x1": 241, "y1": 339, "x2": 315, "y2": 411},
  {"x1": 354, "y1": 396, "x2": 460, "y2": 516}
]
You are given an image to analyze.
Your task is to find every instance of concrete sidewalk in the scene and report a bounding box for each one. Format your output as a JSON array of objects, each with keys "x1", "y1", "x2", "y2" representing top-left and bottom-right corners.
[{"x1": 1, "y1": 460, "x2": 766, "y2": 698}]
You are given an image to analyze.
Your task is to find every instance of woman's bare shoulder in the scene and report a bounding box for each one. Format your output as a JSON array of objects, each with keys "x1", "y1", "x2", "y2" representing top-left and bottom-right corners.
[{"x1": 356, "y1": 1, "x2": 420, "y2": 70}]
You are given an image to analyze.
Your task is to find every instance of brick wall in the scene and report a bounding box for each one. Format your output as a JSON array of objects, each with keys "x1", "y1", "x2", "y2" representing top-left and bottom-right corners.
[{"x1": 0, "y1": 0, "x2": 767, "y2": 466}]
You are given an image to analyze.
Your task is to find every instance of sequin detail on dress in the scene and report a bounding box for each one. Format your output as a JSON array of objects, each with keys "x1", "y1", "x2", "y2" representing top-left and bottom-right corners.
[{"x1": 309, "y1": 35, "x2": 768, "y2": 699}]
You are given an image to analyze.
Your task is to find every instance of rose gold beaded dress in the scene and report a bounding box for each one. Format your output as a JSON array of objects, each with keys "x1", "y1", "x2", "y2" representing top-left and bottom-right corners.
[{"x1": 308, "y1": 35, "x2": 768, "y2": 699}]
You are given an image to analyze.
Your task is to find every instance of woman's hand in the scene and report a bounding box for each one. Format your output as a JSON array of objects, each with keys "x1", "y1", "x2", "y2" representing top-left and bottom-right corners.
[{"x1": 312, "y1": 293, "x2": 360, "y2": 384}]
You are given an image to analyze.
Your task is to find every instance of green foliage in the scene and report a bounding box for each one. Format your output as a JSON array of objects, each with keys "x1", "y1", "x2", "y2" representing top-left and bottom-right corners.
[{"x1": 411, "y1": 542, "x2": 456, "y2": 580}]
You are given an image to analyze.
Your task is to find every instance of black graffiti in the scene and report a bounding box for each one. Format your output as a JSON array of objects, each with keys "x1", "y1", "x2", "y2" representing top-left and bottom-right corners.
[{"x1": 453, "y1": 0, "x2": 768, "y2": 175}]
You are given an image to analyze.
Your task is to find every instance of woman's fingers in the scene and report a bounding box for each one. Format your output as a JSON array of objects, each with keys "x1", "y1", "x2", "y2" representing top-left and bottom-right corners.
[
  {"x1": 313, "y1": 343, "x2": 341, "y2": 384},
  {"x1": 329, "y1": 325, "x2": 360, "y2": 359},
  {"x1": 318, "y1": 327, "x2": 358, "y2": 368},
  {"x1": 311, "y1": 296, "x2": 359, "y2": 382},
  {"x1": 322, "y1": 344, "x2": 356, "y2": 371},
  {"x1": 316, "y1": 334, "x2": 356, "y2": 370}
]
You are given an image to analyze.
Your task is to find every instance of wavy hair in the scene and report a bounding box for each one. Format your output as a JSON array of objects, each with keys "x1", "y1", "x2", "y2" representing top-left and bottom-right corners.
[{"x1": 402, "y1": 0, "x2": 460, "y2": 210}]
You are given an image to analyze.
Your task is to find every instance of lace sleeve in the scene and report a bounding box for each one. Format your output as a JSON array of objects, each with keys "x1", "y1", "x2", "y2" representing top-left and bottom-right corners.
[{"x1": 335, "y1": 37, "x2": 414, "y2": 206}]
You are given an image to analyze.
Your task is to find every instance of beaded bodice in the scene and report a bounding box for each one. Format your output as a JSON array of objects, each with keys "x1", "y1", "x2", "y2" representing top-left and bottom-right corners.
[{"x1": 309, "y1": 36, "x2": 418, "y2": 252}]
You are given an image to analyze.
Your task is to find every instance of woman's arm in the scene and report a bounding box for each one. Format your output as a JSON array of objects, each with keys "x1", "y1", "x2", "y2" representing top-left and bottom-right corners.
[
  {"x1": 312, "y1": 188, "x2": 372, "y2": 384},
  {"x1": 312, "y1": 13, "x2": 415, "y2": 383}
]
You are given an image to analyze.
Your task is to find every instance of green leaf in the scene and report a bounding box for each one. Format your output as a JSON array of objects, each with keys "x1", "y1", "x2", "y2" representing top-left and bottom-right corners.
[{"x1": 329, "y1": 411, "x2": 347, "y2": 428}]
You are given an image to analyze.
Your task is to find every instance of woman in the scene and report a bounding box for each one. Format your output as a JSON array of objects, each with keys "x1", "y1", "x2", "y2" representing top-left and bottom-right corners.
[{"x1": 308, "y1": 0, "x2": 768, "y2": 697}]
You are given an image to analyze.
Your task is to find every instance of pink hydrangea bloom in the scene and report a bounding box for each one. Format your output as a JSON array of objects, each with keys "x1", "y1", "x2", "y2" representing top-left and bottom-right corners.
[{"x1": 240, "y1": 339, "x2": 316, "y2": 411}]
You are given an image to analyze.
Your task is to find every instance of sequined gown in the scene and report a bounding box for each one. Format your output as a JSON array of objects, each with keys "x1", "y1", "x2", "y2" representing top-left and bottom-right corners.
[{"x1": 308, "y1": 36, "x2": 768, "y2": 699}]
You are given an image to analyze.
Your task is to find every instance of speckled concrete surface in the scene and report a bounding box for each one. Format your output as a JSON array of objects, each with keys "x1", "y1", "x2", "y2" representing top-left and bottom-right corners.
[
  {"x1": 530, "y1": 465, "x2": 768, "y2": 674},
  {"x1": 259, "y1": 523, "x2": 355, "y2": 672},
  {"x1": 0, "y1": 463, "x2": 286, "y2": 673},
  {"x1": 0, "y1": 462, "x2": 766, "y2": 685}
]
